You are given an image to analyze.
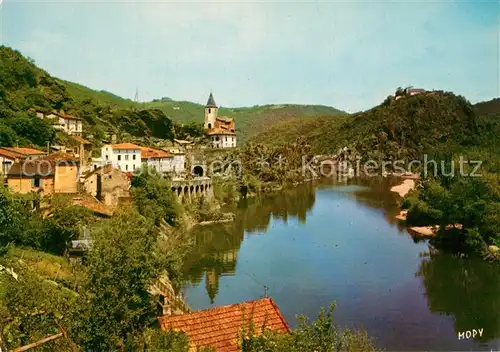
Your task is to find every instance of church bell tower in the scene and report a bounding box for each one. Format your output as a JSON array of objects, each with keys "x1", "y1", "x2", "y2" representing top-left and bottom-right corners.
[{"x1": 204, "y1": 92, "x2": 218, "y2": 130}]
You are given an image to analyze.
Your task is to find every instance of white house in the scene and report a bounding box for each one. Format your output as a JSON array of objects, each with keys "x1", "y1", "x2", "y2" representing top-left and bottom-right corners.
[
  {"x1": 101, "y1": 143, "x2": 142, "y2": 173},
  {"x1": 36, "y1": 111, "x2": 83, "y2": 136},
  {"x1": 162, "y1": 147, "x2": 186, "y2": 175},
  {"x1": 140, "y1": 147, "x2": 175, "y2": 175},
  {"x1": 208, "y1": 133, "x2": 237, "y2": 148}
]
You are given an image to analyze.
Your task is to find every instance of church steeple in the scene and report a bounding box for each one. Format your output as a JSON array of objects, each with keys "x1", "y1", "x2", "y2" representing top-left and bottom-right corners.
[
  {"x1": 206, "y1": 92, "x2": 217, "y2": 108},
  {"x1": 204, "y1": 92, "x2": 218, "y2": 129}
]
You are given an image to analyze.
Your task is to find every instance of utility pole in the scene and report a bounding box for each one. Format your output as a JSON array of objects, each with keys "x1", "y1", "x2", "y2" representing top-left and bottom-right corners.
[{"x1": 264, "y1": 285, "x2": 268, "y2": 298}]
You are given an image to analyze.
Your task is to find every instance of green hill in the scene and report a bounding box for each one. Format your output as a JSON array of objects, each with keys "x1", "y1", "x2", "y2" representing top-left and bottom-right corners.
[
  {"x1": 0, "y1": 45, "x2": 345, "y2": 148},
  {"x1": 252, "y1": 91, "x2": 489, "y2": 160},
  {"x1": 140, "y1": 99, "x2": 346, "y2": 143},
  {"x1": 58, "y1": 79, "x2": 347, "y2": 143}
]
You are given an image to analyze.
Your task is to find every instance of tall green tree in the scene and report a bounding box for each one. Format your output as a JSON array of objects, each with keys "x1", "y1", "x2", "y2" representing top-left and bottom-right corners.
[
  {"x1": 69, "y1": 208, "x2": 164, "y2": 351},
  {"x1": 131, "y1": 166, "x2": 180, "y2": 226}
]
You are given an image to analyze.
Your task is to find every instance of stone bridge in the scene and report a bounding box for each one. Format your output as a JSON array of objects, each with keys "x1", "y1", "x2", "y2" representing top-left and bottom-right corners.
[{"x1": 170, "y1": 176, "x2": 213, "y2": 203}]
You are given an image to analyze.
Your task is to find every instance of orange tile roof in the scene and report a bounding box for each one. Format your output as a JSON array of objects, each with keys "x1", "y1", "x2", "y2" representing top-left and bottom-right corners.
[
  {"x1": 206, "y1": 129, "x2": 236, "y2": 136},
  {"x1": 7, "y1": 147, "x2": 46, "y2": 156},
  {"x1": 140, "y1": 146, "x2": 170, "y2": 159},
  {"x1": 0, "y1": 148, "x2": 25, "y2": 160},
  {"x1": 158, "y1": 298, "x2": 290, "y2": 352},
  {"x1": 110, "y1": 143, "x2": 141, "y2": 150},
  {"x1": 70, "y1": 135, "x2": 91, "y2": 144},
  {"x1": 72, "y1": 194, "x2": 113, "y2": 217}
]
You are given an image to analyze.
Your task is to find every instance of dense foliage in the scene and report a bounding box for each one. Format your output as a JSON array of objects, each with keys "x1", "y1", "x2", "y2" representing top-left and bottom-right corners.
[
  {"x1": 240, "y1": 304, "x2": 376, "y2": 352},
  {"x1": 69, "y1": 209, "x2": 165, "y2": 350},
  {"x1": 0, "y1": 190, "x2": 91, "y2": 255},
  {"x1": 131, "y1": 165, "x2": 181, "y2": 226},
  {"x1": 401, "y1": 99, "x2": 500, "y2": 258},
  {"x1": 254, "y1": 91, "x2": 478, "y2": 160}
]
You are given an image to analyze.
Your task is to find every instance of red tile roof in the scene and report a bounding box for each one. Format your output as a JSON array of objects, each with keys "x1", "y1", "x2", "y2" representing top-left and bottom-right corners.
[
  {"x1": 6, "y1": 147, "x2": 46, "y2": 156},
  {"x1": 158, "y1": 298, "x2": 290, "y2": 352},
  {"x1": 140, "y1": 146, "x2": 170, "y2": 159},
  {"x1": 110, "y1": 143, "x2": 141, "y2": 150},
  {"x1": 72, "y1": 194, "x2": 113, "y2": 217},
  {"x1": 0, "y1": 148, "x2": 25, "y2": 160},
  {"x1": 206, "y1": 129, "x2": 236, "y2": 136},
  {"x1": 70, "y1": 135, "x2": 91, "y2": 145}
]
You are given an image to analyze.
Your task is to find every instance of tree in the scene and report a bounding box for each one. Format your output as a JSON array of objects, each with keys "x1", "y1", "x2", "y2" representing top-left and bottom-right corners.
[
  {"x1": 131, "y1": 165, "x2": 181, "y2": 226},
  {"x1": 240, "y1": 303, "x2": 377, "y2": 352},
  {"x1": 69, "y1": 208, "x2": 165, "y2": 351},
  {"x1": 0, "y1": 188, "x2": 34, "y2": 254}
]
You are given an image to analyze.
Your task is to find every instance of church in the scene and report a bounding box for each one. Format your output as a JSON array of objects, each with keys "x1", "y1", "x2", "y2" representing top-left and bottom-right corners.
[{"x1": 203, "y1": 92, "x2": 237, "y2": 148}]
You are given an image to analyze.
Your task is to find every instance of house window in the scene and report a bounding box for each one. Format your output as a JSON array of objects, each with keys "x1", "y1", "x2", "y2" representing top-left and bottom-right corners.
[
  {"x1": 133, "y1": 154, "x2": 136, "y2": 160},
  {"x1": 216, "y1": 136, "x2": 219, "y2": 141},
  {"x1": 125, "y1": 155, "x2": 129, "y2": 161},
  {"x1": 32, "y1": 176, "x2": 41, "y2": 188},
  {"x1": 208, "y1": 123, "x2": 212, "y2": 129},
  {"x1": 126, "y1": 165, "x2": 128, "y2": 171},
  {"x1": 106, "y1": 155, "x2": 109, "y2": 160},
  {"x1": 118, "y1": 155, "x2": 121, "y2": 161},
  {"x1": 133, "y1": 164, "x2": 136, "y2": 170},
  {"x1": 208, "y1": 108, "x2": 211, "y2": 113},
  {"x1": 225, "y1": 137, "x2": 227, "y2": 141}
]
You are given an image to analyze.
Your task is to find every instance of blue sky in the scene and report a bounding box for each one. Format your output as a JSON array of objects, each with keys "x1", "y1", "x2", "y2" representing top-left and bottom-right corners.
[{"x1": 1, "y1": 0, "x2": 498, "y2": 112}]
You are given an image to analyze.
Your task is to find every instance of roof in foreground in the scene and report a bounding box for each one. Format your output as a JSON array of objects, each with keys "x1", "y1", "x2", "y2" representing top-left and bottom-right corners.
[{"x1": 159, "y1": 297, "x2": 290, "y2": 352}]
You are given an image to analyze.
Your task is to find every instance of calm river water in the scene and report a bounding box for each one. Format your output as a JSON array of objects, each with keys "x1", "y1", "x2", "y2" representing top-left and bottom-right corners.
[{"x1": 181, "y1": 178, "x2": 500, "y2": 351}]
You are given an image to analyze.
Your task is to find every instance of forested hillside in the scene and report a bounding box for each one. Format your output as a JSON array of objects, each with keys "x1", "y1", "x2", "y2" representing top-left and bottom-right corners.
[
  {"x1": 253, "y1": 91, "x2": 485, "y2": 159},
  {"x1": 0, "y1": 45, "x2": 344, "y2": 147}
]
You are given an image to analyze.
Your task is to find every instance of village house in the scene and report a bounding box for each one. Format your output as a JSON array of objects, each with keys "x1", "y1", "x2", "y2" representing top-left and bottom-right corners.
[
  {"x1": 140, "y1": 146, "x2": 174, "y2": 175},
  {"x1": 82, "y1": 164, "x2": 131, "y2": 210},
  {"x1": 159, "y1": 297, "x2": 290, "y2": 352},
  {"x1": 100, "y1": 143, "x2": 142, "y2": 173},
  {"x1": 0, "y1": 147, "x2": 47, "y2": 179},
  {"x1": 204, "y1": 93, "x2": 237, "y2": 149},
  {"x1": 67, "y1": 135, "x2": 93, "y2": 173},
  {"x1": 36, "y1": 110, "x2": 83, "y2": 136},
  {"x1": 7, "y1": 153, "x2": 79, "y2": 195},
  {"x1": 161, "y1": 147, "x2": 186, "y2": 176}
]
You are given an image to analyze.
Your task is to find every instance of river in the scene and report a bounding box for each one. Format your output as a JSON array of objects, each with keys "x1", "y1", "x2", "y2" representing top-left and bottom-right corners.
[{"x1": 181, "y1": 177, "x2": 500, "y2": 351}]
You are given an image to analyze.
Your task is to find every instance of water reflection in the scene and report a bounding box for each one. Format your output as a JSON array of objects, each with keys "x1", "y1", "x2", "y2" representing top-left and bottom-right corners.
[
  {"x1": 182, "y1": 182, "x2": 316, "y2": 302},
  {"x1": 182, "y1": 178, "x2": 500, "y2": 349},
  {"x1": 416, "y1": 249, "x2": 500, "y2": 343}
]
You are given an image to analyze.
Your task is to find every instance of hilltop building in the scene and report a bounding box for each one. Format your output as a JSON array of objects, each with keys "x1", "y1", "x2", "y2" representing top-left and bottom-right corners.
[{"x1": 203, "y1": 93, "x2": 237, "y2": 148}]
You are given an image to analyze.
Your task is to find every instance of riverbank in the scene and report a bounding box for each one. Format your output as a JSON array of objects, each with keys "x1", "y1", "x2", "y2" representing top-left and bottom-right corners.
[{"x1": 390, "y1": 174, "x2": 441, "y2": 238}]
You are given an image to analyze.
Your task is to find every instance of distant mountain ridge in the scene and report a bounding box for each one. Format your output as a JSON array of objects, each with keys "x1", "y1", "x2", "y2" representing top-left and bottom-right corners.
[
  {"x1": 252, "y1": 91, "x2": 500, "y2": 160},
  {"x1": 0, "y1": 45, "x2": 345, "y2": 147},
  {"x1": 61, "y1": 79, "x2": 347, "y2": 143}
]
